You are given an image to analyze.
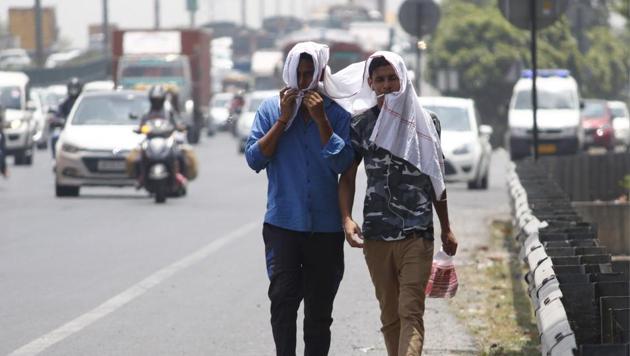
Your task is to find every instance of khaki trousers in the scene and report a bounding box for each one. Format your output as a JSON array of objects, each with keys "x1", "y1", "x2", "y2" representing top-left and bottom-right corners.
[{"x1": 364, "y1": 237, "x2": 434, "y2": 356}]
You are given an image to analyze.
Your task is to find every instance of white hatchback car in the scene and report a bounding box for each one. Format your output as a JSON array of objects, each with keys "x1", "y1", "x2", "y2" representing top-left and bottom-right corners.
[
  {"x1": 418, "y1": 96, "x2": 493, "y2": 189},
  {"x1": 207, "y1": 92, "x2": 234, "y2": 134},
  {"x1": 236, "y1": 90, "x2": 278, "y2": 153},
  {"x1": 54, "y1": 90, "x2": 148, "y2": 197}
]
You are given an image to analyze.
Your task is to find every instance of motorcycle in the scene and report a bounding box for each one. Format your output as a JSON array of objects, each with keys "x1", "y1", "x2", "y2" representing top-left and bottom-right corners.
[{"x1": 136, "y1": 118, "x2": 187, "y2": 203}]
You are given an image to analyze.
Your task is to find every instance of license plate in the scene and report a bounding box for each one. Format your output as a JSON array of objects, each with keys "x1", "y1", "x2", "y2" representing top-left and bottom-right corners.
[
  {"x1": 537, "y1": 144, "x2": 557, "y2": 154},
  {"x1": 97, "y1": 160, "x2": 125, "y2": 171}
]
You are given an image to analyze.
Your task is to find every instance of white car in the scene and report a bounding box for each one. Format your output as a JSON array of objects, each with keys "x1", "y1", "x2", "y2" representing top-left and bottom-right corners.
[
  {"x1": 54, "y1": 90, "x2": 148, "y2": 197},
  {"x1": 507, "y1": 69, "x2": 583, "y2": 160},
  {"x1": 0, "y1": 48, "x2": 31, "y2": 69},
  {"x1": 609, "y1": 100, "x2": 630, "y2": 150},
  {"x1": 207, "y1": 92, "x2": 234, "y2": 135},
  {"x1": 419, "y1": 96, "x2": 493, "y2": 189},
  {"x1": 0, "y1": 71, "x2": 37, "y2": 165},
  {"x1": 236, "y1": 90, "x2": 277, "y2": 153},
  {"x1": 44, "y1": 49, "x2": 82, "y2": 68}
]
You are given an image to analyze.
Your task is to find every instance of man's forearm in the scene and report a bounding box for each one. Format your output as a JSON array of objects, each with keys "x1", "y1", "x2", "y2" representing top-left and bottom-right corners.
[
  {"x1": 257, "y1": 119, "x2": 288, "y2": 157},
  {"x1": 338, "y1": 167, "x2": 358, "y2": 221},
  {"x1": 433, "y1": 192, "x2": 451, "y2": 232},
  {"x1": 315, "y1": 115, "x2": 333, "y2": 146}
]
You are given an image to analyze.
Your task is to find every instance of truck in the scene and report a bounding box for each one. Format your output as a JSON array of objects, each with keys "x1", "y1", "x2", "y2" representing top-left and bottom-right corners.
[{"x1": 111, "y1": 29, "x2": 211, "y2": 144}]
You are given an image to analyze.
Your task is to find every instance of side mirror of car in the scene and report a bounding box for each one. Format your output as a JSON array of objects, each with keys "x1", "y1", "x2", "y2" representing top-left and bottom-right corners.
[{"x1": 479, "y1": 125, "x2": 493, "y2": 137}]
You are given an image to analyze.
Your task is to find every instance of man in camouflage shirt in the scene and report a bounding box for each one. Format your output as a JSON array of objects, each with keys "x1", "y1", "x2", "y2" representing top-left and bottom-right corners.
[{"x1": 338, "y1": 54, "x2": 457, "y2": 356}]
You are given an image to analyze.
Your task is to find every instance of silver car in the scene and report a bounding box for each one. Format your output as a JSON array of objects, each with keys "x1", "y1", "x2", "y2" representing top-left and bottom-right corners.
[{"x1": 54, "y1": 90, "x2": 148, "y2": 197}]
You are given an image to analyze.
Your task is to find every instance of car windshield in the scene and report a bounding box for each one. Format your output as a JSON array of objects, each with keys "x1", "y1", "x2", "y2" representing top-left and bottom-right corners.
[
  {"x1": 582, "y1": 101, "x2": 606, "y2": 118},
  {"x1": 212, "y1": 97, "x2": 231, "y2": 108},
  {"x1": 514, "y1": 89, "x2": 577, "y2": 110},
  {"x1": 121, "y1": 59, "x2": 184, "y2": 78},
  {"x1": 423, "y1": 105, "x2": 471, "y2": 132},
  {"x1": 0, "y1": 86, "x2": 22, "y2": 110},
  {"x1": 71, "y1": 94, "x2": 150, "y2": 125}
]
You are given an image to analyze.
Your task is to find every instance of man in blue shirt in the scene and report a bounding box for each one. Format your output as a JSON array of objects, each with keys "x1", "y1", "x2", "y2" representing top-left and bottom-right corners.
[{"x1": 245, "y1": 43, "x2": 354, "y2": 356}]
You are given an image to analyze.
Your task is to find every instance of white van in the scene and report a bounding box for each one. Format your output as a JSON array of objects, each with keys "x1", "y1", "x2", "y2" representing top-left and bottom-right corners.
[
  {"x1": 0, "y1": 71, "x2": 36, "y2": 165},
  {"x1": 507, "y1": 69, "x2": 583, "y2": 160}
]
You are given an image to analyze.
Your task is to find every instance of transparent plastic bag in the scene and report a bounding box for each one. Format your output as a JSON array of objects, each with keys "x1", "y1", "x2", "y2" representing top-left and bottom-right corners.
[{"x1": 424, "y1": 250, "x2": 458, "y2": 298}]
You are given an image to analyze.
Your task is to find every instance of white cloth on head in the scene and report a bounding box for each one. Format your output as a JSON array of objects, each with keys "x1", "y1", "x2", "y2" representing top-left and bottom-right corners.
[
  {"x1": 281, "y1": 42, "x2": 330, "y2": 130},
  {"x1": 323, "y1": 51, "x2": 446, "y2": 198}
]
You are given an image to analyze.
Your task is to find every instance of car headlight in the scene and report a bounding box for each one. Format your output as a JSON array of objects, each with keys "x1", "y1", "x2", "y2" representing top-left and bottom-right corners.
[
  {"x1": 453, "y1": 143, "x2": 472, "y2": 155},
  {"x1": 61, "y1": 143, "x2": 82, "y2": 153},
  {"x1": 559, "y1": 126, "x2": 577, "y2": 136},
  {"x1": 9, "y1": 119, "x2": 24, "y2": 129}
]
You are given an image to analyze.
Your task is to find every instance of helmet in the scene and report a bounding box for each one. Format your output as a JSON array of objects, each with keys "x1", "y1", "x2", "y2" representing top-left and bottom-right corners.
[
  {"x1": 67, "y1": 77, "x2": 83, "y2": 97},
  {"x1": 148, "y1": 85, "x2": 166, "y2": 111}
]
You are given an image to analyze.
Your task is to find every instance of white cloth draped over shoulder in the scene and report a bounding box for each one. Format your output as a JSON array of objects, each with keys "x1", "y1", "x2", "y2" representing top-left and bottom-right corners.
[{"x1": 322, "y1": 51, "x2": 446, "y2": 198}]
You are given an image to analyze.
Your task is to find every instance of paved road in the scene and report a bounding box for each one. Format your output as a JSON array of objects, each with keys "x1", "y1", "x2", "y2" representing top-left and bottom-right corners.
[{"x1": 0, "y1": 133, "x2": 510, "y2": 355}]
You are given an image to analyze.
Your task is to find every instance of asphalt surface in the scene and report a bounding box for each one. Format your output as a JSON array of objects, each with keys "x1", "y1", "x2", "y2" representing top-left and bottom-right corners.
[{"x1": 0, "y1": 132, "x2": 510, "y2": 355}]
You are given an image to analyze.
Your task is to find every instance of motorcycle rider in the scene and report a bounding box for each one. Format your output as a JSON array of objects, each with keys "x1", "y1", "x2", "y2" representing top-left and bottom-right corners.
[
  {"x1": 51, "y1": 77, "x2": 83, "y2": 158},
  {"x1": 139, "y1": 85, "x2": 179, "y2": 128},
  {"x1": 136, "y1": 85, "x2": 188, "y2": 187}
]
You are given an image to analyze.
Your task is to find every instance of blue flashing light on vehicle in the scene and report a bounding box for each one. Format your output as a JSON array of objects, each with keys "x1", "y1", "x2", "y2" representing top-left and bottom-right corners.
[{"x1": 520, "y1": 69, "x2": 570, "y2": 78}]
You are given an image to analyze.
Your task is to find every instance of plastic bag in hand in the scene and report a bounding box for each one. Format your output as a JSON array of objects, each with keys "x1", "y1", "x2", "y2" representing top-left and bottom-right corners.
[{"x1": 424, "y1": 250, "x2": 458, "y2": 298}]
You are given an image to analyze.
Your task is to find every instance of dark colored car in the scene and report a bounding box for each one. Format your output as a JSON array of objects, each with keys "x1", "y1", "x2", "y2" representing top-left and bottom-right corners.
[{"x1": 581, "y1": 99, "x2": 615, "y2": 151}]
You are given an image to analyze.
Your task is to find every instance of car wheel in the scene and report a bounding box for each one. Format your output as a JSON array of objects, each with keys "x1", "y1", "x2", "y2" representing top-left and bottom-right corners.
[
  {"x1": 187, "y1": 126, "x2": 201, "y2": 144},
  {"x1": 479, "y1": 171, "x2": 489, "y2": 189},
  {"x1": 24, "y1": 151, "x2": 33, "y2": 165},
  {"x1": 56, "y1": 184, "x2": 79, "y2": 197},
  {"x1": 468, "y1": 167, "x2": 489, "y2": 190}
]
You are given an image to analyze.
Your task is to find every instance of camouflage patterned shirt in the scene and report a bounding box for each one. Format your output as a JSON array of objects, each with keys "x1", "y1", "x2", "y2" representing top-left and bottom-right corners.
[{"x1": 351, "y1": 106, "x2": 438, "y2": 241}]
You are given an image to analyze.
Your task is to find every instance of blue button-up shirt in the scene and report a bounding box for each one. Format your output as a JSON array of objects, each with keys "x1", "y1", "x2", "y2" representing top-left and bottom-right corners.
[{"x1": 245, "y1": 94, "x2": 354, "y2": 233}]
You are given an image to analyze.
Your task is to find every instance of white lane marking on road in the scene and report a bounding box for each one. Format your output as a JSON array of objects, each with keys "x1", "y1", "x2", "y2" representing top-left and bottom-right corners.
[{"x1": 9, "y1": 221, "x2": 260, "y2": 356}]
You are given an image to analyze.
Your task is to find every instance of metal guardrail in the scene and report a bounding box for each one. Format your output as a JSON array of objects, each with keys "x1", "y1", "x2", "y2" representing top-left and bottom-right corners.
[
  {"x1": 537, "y1": 152, "x2": 630, "y2": 202},
  {"x1": 21, "y1": 56, "x2": 111, "y2": 87},
  {"x1": 507, "y1": 160, "x2": 630, "y2": 355}
]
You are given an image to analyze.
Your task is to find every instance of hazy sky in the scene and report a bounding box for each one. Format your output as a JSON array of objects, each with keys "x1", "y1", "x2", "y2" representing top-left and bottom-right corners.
[{"x1": 0, "y1": 0, "x2": 405, "y2": 48}]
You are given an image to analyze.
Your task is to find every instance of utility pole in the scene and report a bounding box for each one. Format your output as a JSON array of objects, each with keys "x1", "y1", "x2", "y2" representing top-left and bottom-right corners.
[
  {"x1": 154, "y1": 0, "x2": 160, "y2": 29},
  {"x1": 260, "y1": 0, "x2": 265, "y2": 24},
  {"x1": 241, "y1": 0, "x2": 247, "y2": 27},
  {"x1": 34, "y1": 0, "x2": 44, "y2": 67},
  {"x1": 102, "y1": 0, "x2": 109, "y2": 56},
  {"x1": 377, "y1": 0, "x2": 386, "y2": 19},
  {"x1": 530, "y1": 0, "x2": 539, "y2": 160}
]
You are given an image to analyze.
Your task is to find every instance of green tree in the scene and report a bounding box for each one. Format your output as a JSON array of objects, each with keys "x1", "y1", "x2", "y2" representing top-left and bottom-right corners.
[
  {"x1": 425, "y1": 0, "x2": 622, "y2": 146},
  {"x1": 428, "y1": 1, "x2": 580, "y2": 145},
  {"x1": 427, "y1": 1, "x2": 527, "y2": 145},
  {"x1": 581, "y1": 26, "x2": 629, "y2": 99}
]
